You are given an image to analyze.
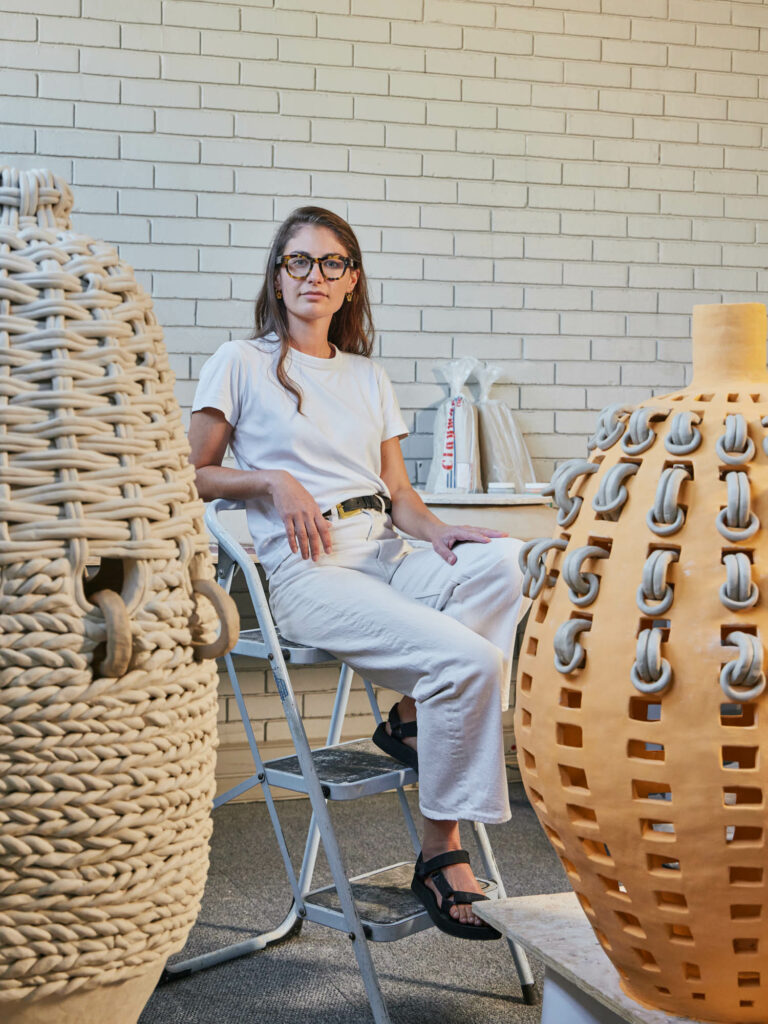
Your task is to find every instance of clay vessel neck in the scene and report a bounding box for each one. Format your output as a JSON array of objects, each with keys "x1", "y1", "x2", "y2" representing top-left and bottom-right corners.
[{"x1": 690, "y1": 302, "x2": 768, "y2": 390}]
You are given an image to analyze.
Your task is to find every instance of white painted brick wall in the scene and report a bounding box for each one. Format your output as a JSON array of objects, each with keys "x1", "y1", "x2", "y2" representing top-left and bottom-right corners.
[{"x1": 2, "y1": 0, "x2": 767, "y2": 481}]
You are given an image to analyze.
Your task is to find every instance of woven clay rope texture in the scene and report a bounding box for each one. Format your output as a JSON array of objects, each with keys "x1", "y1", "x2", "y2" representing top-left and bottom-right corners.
[
  {"x1": 0, "y1": 167, "x2": 238, "y2": 1019},
  {"x1": 515, "y1": 303, "x2": 768, "y2": 1023}
]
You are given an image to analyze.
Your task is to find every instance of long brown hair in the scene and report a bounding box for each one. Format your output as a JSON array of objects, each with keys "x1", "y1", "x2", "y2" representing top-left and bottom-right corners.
[{"x1": 252, "y1": 207, "x2": 374, "y2": 411}]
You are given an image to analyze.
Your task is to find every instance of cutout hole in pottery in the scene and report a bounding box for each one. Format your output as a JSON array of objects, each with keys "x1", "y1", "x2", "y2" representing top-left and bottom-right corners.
[
  {"x1": 559, "y1": 763, "x2": 589, "y2": 791},
  {"x1": 733, "y1": 937, "x2": 759, "y2": 953},
  {"x1": 730, "y1": 866, "x2": 763, "y2": 885},
  {"x1": 629, "y1": 698, "x2": 662, "y2": 722},
  {"x1": 633, "y1": 780, "x2": 672, "y2": 801},
  {"x1": 648, "y1": 854, "x2": 681, "y2": 873},
  {"x1": 655, "y1": 890, "x2": 688, "y2": 909},
  {"x1": 731, "y1": 905, "x2": 762, "y2": 920},
  {"x1": 723, "y1": 786, "x2": 762, "y2": 807},
  {"x1": 725, "y1": 825, "x2": 763, "y2": 845},
  {"x1": 628, "y1": 739, "x2": 665, "y2": 762},
  {"x1": 556, "y1": 723, "x2": 583, "y2": 748},
  {"x1": 720, "y1": 702, "x2": 757, "y2": 728},
  {"x1": 722, "y1": 745, "x2": 758, "y2": 769}
]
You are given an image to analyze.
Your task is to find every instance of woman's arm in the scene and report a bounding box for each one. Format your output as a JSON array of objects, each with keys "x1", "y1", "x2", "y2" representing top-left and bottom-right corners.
[
  {"x1": 380, "y1": 436, "x2": 506, "y2": 565},
  {"x1": 189, "y1": 408, "x2": 332, "y2": 560},
  {"x1": 189, "y1": 408, "x2": 275, "y2": 501}
]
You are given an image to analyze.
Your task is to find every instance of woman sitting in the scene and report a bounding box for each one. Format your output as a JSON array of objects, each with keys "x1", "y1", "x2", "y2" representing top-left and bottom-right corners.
[{"x1": 189, "y1": 206, "x2": 527, "y2": 940}]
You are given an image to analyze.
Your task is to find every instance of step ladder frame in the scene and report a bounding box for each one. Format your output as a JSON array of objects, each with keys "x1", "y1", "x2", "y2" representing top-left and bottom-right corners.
[{"x1": 161, "y1": 499, "x2": 538, "y2": 1018}]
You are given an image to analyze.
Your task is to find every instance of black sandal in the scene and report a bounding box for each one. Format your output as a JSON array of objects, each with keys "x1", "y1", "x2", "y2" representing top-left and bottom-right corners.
[
  {"x1": 411, "y1": 849, "x2": 501, "y2": 941},
  {"x1": 371, "y1": 701, "x2": 418, "y2": 771}
]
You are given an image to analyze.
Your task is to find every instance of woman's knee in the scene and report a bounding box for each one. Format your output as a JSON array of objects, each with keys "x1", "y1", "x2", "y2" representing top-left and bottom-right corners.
[
  {"x1": 468, "y1": 536, "x2": 525, "y2": 594},
  {"x1": 435, "y1": 633, "x2": 504, "y2": 700}
]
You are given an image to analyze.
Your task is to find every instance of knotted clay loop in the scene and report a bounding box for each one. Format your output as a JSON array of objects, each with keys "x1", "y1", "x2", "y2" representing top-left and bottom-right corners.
[
  {"x1": 562, "y1": 544, "x2": 609, "y2": 607},
  {"x1": 646, "y1": 465, "x2": 692, "y2": 537},
  {"x1": 716, "y1": 470, "x2": 759, "y2": 543},
  {"x1": 553, "y1": 617, "x2": 592, "y2": 674},
  {"x1": 636, "y1": 548, "x2": 679, "y2": 617},
  {"x1": 518, "y1": 537, "x2": 568, "y2": 599},
  {"x1": 620, "y1": 407, "x2": 668, "y2": 456},
  {"x1": 0, "y1": 168, "x2": 234, "y2": 1003},
  {"x1": 664, "y1": 410, "x2": 702, "y2": 455},
  {"x1": 89, "y1": 588, "x2": 132, "y2": 675},
  {"x1": 720, "y1": 552, "x2": 759, "y2": 612},
  {"x1": 631, "y1": 627, "x2": 673, "y2": 695},
  {"x1": 587, "y1": 402, "x2": 630, "y2": 451},
  {"x1": 191, "y1": 577, "x2": 239, "y2": 660},
  {"x1": 592, "y1": 461, "x2": 639, "y2": 520},
  {"x1": 542, "y1": 458, "x2": 599, "y2": 528},
  {"x1": 715, "y1": 413, "x2": 755, "y2": 466},
  {"x1": 720, "y1": 631, "x2": 766, "y2": 702}
]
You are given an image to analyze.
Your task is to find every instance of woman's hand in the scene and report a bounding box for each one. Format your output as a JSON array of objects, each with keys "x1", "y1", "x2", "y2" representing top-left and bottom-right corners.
[
  {"x1": 268, "y1": 471, "x2": 333, "y2": 561},
  {"x1": 426, "y1": 523, "x2": 508, "y2": 565}
]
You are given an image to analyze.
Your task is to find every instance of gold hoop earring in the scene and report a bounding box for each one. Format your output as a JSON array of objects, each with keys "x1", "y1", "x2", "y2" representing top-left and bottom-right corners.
[
  {"x1": 276, "y1": 289, "x2": 282, "y2": 300},
  {"x1": 346, "y1": 292, "x2": 353, "y2": 302}
]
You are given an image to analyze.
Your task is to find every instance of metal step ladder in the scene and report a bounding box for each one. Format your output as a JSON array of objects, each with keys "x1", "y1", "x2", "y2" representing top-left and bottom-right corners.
[{"x1": 160, "y1": 499, "x2": 538, "y2": 1022}]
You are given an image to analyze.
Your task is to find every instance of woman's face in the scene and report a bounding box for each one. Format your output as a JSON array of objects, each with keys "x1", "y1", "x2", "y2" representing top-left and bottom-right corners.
[{"x1": 275, "y1": 224, "x2": 360, "y2": 329}]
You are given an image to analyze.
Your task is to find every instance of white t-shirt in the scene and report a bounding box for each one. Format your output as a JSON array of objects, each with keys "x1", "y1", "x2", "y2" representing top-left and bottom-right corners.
[{"x1": 192, "y1": 335, "x2": 409, "y2": 575}]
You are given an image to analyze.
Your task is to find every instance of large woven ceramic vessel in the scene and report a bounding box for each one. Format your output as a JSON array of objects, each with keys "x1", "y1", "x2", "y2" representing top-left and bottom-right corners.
[
  {"x1": 516, "y1": 303, "x2": 768, "y2": 1023},
  {"x1": 0, "y1": 168, "x2": 237, "y2": 1023}
]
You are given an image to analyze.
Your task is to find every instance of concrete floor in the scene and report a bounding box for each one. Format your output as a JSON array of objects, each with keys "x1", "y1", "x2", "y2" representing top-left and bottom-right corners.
[{"x1": 139, "y1": 783, "x2": 569, "y2": 1024}]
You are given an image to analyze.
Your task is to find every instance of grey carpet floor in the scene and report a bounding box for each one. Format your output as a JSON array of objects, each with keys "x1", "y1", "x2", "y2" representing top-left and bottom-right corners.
[{"x1": 139, "y1": 783, "x2": 569, "y2": 1024}]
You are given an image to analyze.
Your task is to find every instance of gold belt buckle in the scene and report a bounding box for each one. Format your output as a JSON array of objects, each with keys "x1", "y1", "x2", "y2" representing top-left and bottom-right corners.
[{"x1": 337, "y1": 503, "x2": 361, "y2": 519}]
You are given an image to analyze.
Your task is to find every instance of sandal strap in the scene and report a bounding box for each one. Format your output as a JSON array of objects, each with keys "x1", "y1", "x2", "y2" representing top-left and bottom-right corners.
[
  {"x1": 388, "y1": 702, "x2": 417, "y2": 740},
  {"x1": 415, "y1": 848, "x2": 470, "y2": 878},
  {"x1": 447, "y1": 890, "x2": 487, "y2": 906}
]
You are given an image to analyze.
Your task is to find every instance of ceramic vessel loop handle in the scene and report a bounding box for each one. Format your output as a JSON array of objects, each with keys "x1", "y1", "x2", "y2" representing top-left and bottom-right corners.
[
  {"x1": 621, "y1": 407, "x2": 669, "y2": 455},
  {"x1": 715, "y1": 413, "x2": 755, "y2": 466},
  {"x1": 90, "y1": 589, "x2": 132, "y2": 677},
  {"x1": 587, "y1": 402, "x2": 630, "y2": 451},
  {"x1": 519, "y1": 536, "x2": 568, "y2": 598},
  {"x1": 720, "y1": 631, "x2": 766, "y2": 702},
  {"x1": 191, "y1": 577, "x2": 239, "y2": 661}
]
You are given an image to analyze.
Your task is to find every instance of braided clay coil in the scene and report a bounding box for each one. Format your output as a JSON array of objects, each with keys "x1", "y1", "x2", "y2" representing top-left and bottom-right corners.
[
  {"x1": 0, "y1": 168, "x2": 237, "y2": 1021},
  {"x1": 515, "y1": 303, "x2": 768, "y2": 1023}
]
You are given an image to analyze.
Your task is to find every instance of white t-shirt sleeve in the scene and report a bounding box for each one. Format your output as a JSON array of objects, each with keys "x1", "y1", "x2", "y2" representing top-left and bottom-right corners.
[
  {"x1": 191, "y1": 342, "x2": 243, "y2": 428},
  {"x1": 377, "y1": 363, "x2": 409, "y2": 441}
]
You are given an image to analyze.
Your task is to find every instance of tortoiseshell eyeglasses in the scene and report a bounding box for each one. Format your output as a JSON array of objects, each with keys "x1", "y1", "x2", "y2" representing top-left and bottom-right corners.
[{"x1": 275, "y1": 251, "x2": 357, "y2": 280}]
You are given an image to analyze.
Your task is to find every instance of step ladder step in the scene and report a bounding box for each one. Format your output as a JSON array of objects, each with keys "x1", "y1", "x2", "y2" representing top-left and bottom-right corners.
[
  {"x1": 234, "y1": 628, "x2": 337, "y2": 664},
  {"x1": 265, "y1": 739, "x2": 417, "y2": 800},
  {"x1": 305, "y1": 862, "x2": 497, "y2": 942}
]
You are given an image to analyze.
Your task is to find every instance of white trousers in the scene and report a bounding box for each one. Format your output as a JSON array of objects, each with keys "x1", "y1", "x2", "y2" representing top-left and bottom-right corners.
[{"x1": 268, "y1": 508, "x2": 527, "y2": 824}]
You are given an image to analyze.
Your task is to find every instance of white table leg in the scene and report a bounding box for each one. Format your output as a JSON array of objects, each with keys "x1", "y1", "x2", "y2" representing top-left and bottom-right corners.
[{"x1": 542, "y1": 967, "x2": 629, "y2": 1024}]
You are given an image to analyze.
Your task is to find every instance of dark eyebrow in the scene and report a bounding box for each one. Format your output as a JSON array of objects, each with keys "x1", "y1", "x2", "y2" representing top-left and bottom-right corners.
[{"x1": 283, "y1": 251, "x2": 348, "y2": 259}]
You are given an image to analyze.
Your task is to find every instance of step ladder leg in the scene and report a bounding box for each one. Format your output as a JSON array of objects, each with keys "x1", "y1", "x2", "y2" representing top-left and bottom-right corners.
[
  {"x1": 161, "y1": 655, "x2": 307, "y2": 981},
  {"x1": 292, "y1": 663, "x2": 354, "y2": 900},
  {"x1": 269, "y1": 655, "x2": 392, "y2": 1023},
  {"x1": 223, "y1": 652, "x2": 306, "y2": 912},
  {"x1": 470, "y1": 821, "x2": 539, "y2": 1006},
  {"x1": 159, "y1": 907, "x2": 303, "y2": 980},
  {"x1": 363, "y1": 678, "x2": 420, "y2": 855},
  {"x1": 300, "y1": 665, "x2": 393, "y2": 1021},
  {"x1": 309, "y1": 774, "x2": 392, "y2": 1024}
]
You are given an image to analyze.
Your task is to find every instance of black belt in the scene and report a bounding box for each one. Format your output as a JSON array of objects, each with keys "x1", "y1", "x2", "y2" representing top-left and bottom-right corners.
[{"x1": 322, "y1": 494, "x2": 392, "y2": 520}]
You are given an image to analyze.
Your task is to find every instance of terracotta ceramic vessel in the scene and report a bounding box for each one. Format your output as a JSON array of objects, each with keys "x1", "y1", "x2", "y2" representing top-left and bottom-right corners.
[
  {"x1": 516, "y1": 303, "x2": 768, "y2": 1022},
  {"x1": 0, "y1": 168, "x2": 237, "y2": 1023}
]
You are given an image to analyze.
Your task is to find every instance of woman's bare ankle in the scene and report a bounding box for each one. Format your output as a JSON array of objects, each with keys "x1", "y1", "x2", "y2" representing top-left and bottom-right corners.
[
  {"x1": 421, "y1": 817, "x2": 461, "y2": 859},
  {"x1": 397, "y1": 695, "x2": 416, "y2": 722}
]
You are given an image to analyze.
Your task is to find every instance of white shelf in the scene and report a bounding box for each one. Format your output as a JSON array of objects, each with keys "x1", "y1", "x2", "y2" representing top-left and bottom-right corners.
[{"x1": 417, "y1": 491, "x2": 549, "y2": 506}]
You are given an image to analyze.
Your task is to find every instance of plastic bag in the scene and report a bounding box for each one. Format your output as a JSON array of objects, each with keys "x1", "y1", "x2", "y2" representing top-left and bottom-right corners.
[
  {"x1": 474, "y1": 362, "x2": 535, "y2": 492},
  {"x1": 425, "y1": 357, "x2": 482, "y2": 493}
]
